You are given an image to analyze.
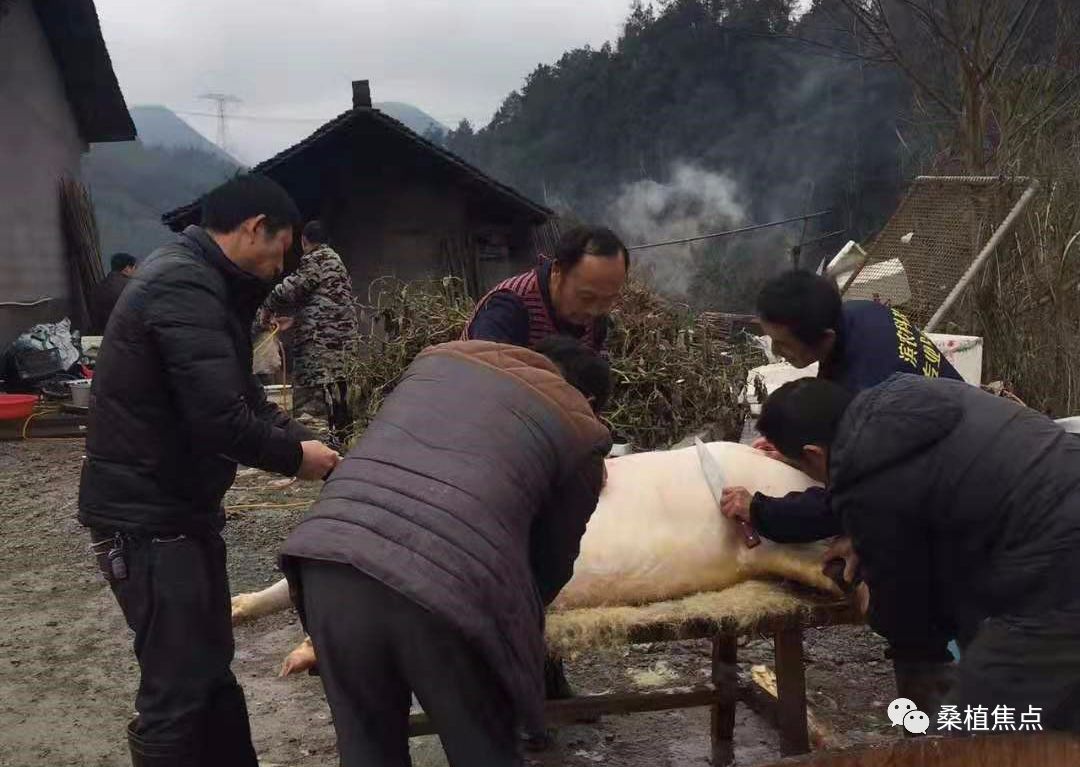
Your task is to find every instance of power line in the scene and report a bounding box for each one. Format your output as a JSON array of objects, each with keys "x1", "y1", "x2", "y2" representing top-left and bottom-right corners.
[
  {"x1": 173, "y1": 107, "x2": 468, "y2": 129},
  {"x1": 627, "y1": 210, "x2": 833, "y2": 251},
  {"x1": 175, "y1": 109, "x2": 332, "y2": 124}
]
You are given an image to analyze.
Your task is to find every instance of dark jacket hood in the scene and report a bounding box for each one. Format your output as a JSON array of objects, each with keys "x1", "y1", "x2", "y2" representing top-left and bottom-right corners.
[{"x1": 830, "y1": 374, "x2": 965, "y2": 492}]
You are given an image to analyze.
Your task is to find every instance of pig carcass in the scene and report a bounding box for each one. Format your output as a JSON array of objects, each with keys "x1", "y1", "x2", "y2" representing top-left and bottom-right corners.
[{"x1": 235, "y1": 443, "x2": 840, "y2": 674}]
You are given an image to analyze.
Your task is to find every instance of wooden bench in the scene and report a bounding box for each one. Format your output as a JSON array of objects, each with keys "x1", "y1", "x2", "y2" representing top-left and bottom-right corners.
[{"x1": 409, "y1": 581, "x2": 861, "y2": 765}]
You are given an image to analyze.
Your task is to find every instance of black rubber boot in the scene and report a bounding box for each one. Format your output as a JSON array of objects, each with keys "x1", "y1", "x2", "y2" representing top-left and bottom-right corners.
[
  {"x1": 893, "y1": 660, "x2": 956, "y2": 736},
  {"x1": 201, "y1": 682, "x2": 259, "y2": 767},
  {"x1": 127, "y1": 718, "x2": 202, "y2": 767},
  {"x1": 549, "y1": 655, "x2": 601, "y2": 725},
  {"x1": 544, "y1": 655, "x2": 575, "y2": 700}
]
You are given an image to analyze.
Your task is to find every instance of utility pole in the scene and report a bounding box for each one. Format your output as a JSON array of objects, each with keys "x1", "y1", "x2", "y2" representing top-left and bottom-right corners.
[{"x1": 199, "y1": 92, "x2": 241, "y2": 153}]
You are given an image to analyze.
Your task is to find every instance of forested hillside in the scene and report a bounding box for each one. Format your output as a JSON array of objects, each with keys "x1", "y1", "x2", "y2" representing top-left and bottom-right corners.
[
  {"x1": 83, "y1": 141, "x2": 238, "y2": 261},
  {"x1": 438, "y1": 0, "x2": 915, "y2": 309}
]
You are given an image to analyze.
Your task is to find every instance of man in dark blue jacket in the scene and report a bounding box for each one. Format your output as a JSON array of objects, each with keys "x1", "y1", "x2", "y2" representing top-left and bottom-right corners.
[
  {"x1": 721, "y1": 270, "x2": 962, "y2": 544},
  {"x1": 720, "y1": 270, "x2": 967, "y2": 718}
]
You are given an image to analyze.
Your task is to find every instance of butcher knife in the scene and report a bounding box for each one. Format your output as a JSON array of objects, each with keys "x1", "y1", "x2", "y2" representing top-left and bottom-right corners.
[{"x1": 694, "y1": 437, "x2": 761, "y2": 549}]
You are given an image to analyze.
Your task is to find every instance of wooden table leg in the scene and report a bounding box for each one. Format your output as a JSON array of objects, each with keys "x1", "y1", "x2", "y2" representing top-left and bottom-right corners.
[
  {"x1": 711, "y1": 633, "x2": 738, "y2": 766},
  {"x1": 774, "y1": 626, "x2": 810, "y2": 756}
]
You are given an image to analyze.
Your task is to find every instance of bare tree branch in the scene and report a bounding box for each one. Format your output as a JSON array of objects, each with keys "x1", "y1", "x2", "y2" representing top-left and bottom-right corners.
[
  {"x1": 998, "y1": 71, "x2": 1080, "y2": 162},
  {"x1": 839, "y1": 0, "x2": 964, "y2": 117},
  {"x1": 988, "y1": 0, "x2": 1047, "y2": 81},
  {"x1": 895, "y1": 0, "x2": 966, "y2": 54}
]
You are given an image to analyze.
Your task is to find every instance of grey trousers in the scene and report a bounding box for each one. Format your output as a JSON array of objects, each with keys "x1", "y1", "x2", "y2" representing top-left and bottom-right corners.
[{"x1": 299, "y1": 560, "x2": 523, "y2": 767}]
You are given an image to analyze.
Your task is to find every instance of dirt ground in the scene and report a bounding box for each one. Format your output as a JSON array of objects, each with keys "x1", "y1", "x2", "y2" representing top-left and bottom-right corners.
[{"x1": 0, "y1": 438, "x2": 899, "y2": 767}]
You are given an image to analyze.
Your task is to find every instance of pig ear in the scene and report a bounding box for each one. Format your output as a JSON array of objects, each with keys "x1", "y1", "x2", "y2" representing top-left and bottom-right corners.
[{"x1": 801, "y1": 445, "x2": 830, "y2": 481}]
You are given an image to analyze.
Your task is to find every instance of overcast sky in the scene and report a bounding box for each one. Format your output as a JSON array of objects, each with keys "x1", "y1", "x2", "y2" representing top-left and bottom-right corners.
[{"x1": 95, "y1": 0, "x2": 633, "y2": 164}]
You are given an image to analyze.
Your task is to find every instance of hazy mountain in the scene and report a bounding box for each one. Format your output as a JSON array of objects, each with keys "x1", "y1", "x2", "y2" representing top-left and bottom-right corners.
[
  {"x1": 84, "y1": 108, "x2": 240, "y2": 262},
  {"x1": 375, "y1": 102, "x2": 446, "y2": 136},
  {"x1": 84, "y1": 103, "x2": 445, "y2": 264},
  {"x1": 129, "y1": 105, "x2": 238, "y2": 164}
]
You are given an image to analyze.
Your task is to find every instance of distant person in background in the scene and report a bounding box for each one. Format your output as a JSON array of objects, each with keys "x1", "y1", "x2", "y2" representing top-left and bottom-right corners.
[
  {"x1": 462, "y1": 225, "x2": 629, "y2": 356},
  {"x1": 90, "y1": 252, "x2": 137, "y2": 334},
  {"x1": 258, "y1": 220, "x2": 359, "y2": 449}
]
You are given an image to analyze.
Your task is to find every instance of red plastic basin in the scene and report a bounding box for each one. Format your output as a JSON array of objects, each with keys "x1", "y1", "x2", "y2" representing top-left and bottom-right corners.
[{"x1": 0, "y1": 394, "x2": 39, "y2": 421}]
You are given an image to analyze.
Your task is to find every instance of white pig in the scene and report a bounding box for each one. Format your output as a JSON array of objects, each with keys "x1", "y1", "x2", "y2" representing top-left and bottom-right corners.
[{"x1": 234, "y1": 442, "x2": 840, "y2": 674}]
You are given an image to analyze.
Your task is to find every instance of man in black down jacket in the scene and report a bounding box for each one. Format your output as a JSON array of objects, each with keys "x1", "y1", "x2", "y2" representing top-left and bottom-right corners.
[
  {"x1": 756, "y1": 374, "x2": 1080, "y2": 733},
  {"x1": 78, "y1": 175, "x2": 341, "y2": 766},
  {"x1": 280, "y1": 337, "x2": 613, "y2": 767}
]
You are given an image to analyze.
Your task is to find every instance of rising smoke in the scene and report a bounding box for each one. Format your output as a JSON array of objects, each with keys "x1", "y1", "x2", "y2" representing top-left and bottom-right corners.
[{"x1": 608, "y1": 162, "x2": 747, "y2": 296}]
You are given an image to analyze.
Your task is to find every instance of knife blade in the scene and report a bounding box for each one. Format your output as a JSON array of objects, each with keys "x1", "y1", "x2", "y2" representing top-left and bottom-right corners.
[{"x1": 694, "y1": 437, "x2": 761, "y2": 549}]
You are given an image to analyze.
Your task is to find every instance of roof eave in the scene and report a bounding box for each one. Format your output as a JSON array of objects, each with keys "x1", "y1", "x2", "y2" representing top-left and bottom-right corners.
[
  {"x1": 162, "y1": 106, "x2": 551, "y2": 228},
  {"x1": 33, "y1": 0, "x2": 136, "y2": 145}
]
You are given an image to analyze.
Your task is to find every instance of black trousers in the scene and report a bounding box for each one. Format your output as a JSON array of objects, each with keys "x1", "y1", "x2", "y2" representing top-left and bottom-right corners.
[
  {"x1": 945, "y1": 606, "x2": 1080, "y2": 733},
  {"x1": 321, "y1": 380, "x2": 352, "y2": 448},
  {"x1": 91, "y1": 529, "x2": 257, "y2": 765},
  {"x1": 300, "y1": 559, "x2": 522, "y2": 767}
]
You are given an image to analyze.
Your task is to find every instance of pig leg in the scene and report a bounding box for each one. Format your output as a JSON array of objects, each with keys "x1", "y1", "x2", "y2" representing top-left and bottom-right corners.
[
  {"x1": 231, "y1": 577, "x2": 292, "y2": 625},
  {"x1": 280, "y1": 636, "x2": 317, "y2": 677}
]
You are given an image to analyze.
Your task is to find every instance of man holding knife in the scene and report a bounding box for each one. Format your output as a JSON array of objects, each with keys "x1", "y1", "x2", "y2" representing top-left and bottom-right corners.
[
  {"x1": 718, "y1": 269, "x2": 963, "y2": 721},
  {"x1": 720, "y1": 270, "x2": 961, "y2": 548}
]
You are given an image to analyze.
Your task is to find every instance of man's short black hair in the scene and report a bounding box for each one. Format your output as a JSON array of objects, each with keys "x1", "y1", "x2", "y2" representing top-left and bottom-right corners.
[
  {"x1": 302, "y1": 220, "x2": 327, "y2": 245},
  {"x1": 553, "y1": 225, "x2": 630, "y2": 272},
  {"x1": 110, "y1": 252, "x2": 136, "y2": 272},
  {"x1": 757, "y1": 270, "x2": 843, "y2": 345},
  {"x1": 200, "y1": 174, "x2": 301, "y2": 235},
  {"x1": 533, "y1": 335, "x2": 612, "y2": 412},
  {"x1": 756, "y1": 378, "x2": 854, "y2": 460}
]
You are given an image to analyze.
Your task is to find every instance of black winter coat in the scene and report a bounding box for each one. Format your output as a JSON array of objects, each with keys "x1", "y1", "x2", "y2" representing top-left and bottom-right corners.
[
  {"x1": 280, "y1": 341, "x2": 612, "y2": 732},
  {"x1": 78, "y1": 226, "x2": 312, "y2": 535},
  {"x1": 89, "y1": 270, "x2": 130, "y2": 335},
  {"x1": 750, "y1": 301, "x2": 965, "y2": 544},
  {"x1": 830, "y1": 374, "x2": 1080, "y2": 661}
]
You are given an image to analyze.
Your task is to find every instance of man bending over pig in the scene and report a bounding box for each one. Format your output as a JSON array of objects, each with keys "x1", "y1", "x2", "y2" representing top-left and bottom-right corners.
[
  {"x1": 721, "y1": 271, "x2": 965, "y2": 710},
  {"x1": 279, "y1": 337, "x2": 612, "y2": 767},
  {"x1": 723, "y1": 269, "x2": 963, "y2": 545},
  {"x1": 752, "y1": 374, "x2": 1080, "y2": 732}
]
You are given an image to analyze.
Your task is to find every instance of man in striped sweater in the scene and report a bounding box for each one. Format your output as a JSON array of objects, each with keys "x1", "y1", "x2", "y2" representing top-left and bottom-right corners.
[{"x1": 462, "y1": 225, "x2": 629, "y2": 355}]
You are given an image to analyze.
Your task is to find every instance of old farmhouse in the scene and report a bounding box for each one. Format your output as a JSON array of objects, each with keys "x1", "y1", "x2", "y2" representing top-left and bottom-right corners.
[
  {"x1": 163, "y1": 81, "x2": 553, "y2": 301},
  {"x1": 0, "y1": 0, "x2": 135, "y2": 347}
]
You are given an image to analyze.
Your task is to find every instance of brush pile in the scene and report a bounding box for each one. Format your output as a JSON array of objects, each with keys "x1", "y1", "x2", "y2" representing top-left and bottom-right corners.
[
  {"x1": 347, "y1": 276, "x2": 473, "y2": 427},
  {"x1": 347, "y1": 276, "x2": 763, "y2": 449},
  {"x1": 605, "y1": 280, "x2": 760, "y2": 448}
]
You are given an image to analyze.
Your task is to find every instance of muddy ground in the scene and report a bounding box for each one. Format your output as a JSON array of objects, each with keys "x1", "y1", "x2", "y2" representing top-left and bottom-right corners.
[{"x1": 0, "y1": 438, "x2": 899, "y2": 767}]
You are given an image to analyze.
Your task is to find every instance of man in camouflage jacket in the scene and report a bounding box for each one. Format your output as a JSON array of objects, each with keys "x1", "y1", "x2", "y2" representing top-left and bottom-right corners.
[{"x1": 260, "y1": 220, "x2": 358, "y2": 447}]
